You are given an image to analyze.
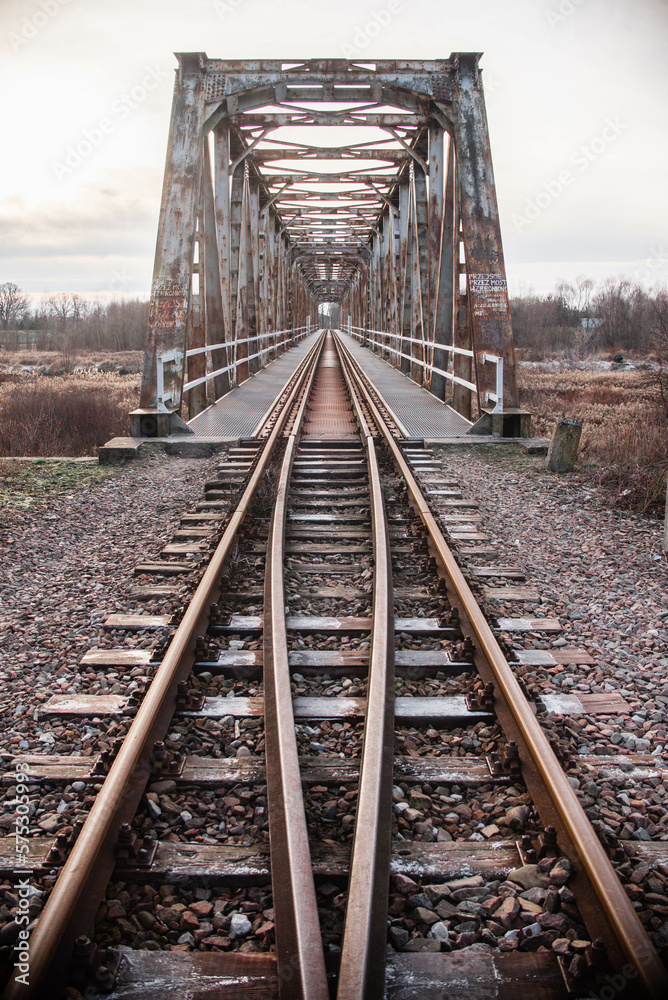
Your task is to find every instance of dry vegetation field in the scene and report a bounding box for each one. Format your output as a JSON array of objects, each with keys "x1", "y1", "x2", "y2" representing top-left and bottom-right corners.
[
  {"x1": 518, "y1": 366, "x2": 668, "y2": 514},
  {"x1": 0, "y1": 350, "x2": 666, "y2": 517},
  {"x1": 0, "y1": 351, "x2": 141, "y2": 457}
]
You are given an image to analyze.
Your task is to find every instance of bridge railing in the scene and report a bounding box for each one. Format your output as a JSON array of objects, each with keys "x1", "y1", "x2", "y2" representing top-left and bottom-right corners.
[
  {"x1": 180, "y1": 325, "x2": 310, "y2": 398},
  {"x1": 348, "y1": 325, "x2": 477, "y2": 395}
]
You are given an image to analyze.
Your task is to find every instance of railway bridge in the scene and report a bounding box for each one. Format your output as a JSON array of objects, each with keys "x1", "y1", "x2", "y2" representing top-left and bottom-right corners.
[
  {"x1": 129, "y1": 54, "x2": 530, "y2": 444},
  {"x1": 7, "y1": 53, "x2": 668, "y2": 1000}
]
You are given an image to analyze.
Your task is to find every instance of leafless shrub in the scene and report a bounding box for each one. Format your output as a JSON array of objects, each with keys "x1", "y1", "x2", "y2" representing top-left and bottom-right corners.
[
  {"x1": 0, "y1": 377, "x2": 139, "y2": 456},
  {"x1": 519, "y1": 368, "x2": 668, "y2": 514}
]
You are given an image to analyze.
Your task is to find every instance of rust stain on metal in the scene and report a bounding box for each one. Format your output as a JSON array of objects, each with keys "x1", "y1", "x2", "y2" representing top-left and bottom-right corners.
[{"x1": 135, "y1": 53, "x2": 523, "y2": 430}]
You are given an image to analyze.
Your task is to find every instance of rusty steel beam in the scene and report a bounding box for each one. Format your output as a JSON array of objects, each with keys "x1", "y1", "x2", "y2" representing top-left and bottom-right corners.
[
  {"x1": 430, "y1": 131, "x2": 456, "y2": 402},
  {"x1": 234, "y1": 166, "x2": 252, "y2": 384},
  {"x1": 398, "y1": 177, "x2": 410, "y2": 375},
  {"x1": 135, "y1": 53, "x2": 522, "y2": 432},
  {"x1": 231, "y1": 113, "x2": 426, "y2": 127},
  {"x1": 213, "y1": 123, "x2": 233, "y2": 373},
  {"x1": 251, "y1": 149, "x2": 409, "y2": 163},
  {"x1": 427, "y1": 122, "x2": 443, "y2": 396},
  {"x1": 412, "y1": 162, "x2": 429, "y2": 384},
  {"x1": 139, "y1": 54, "x2": 206, "y2": 412},
  {"x1": 249, "y1": 174, "x2": 261, "y2": 374},
  {"x1": 204, "y1": 57, "x2": 457, "y2": 73},
  {"x1": 447, "y1": 53, "x2": 518, "y2": 409},
  {"x1": 202, "y1": 138, "x2": 230, "y2": 399},
  {"x1": 187, "y1": 180, "x2": 207, "y2": 419}
]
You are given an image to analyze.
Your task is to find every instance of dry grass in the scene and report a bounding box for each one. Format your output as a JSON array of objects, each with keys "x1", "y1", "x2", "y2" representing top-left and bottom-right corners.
[
  {"x1": 0, "y1": 371, "x2": 140, "y2": 457},
  {"x1": 0, "y1": 348, "x2": 143, "y2": 373},
  {"x1": 518, "y1": 369, "x2": 668, "y2": 514},
  {"x1": 0, "y1": 459, "x2": 118, "y2": 514}
]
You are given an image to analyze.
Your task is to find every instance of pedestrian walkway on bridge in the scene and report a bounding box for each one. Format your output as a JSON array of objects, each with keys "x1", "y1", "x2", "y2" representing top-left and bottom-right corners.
[
  {"x1": 101, "y1": 331, "x2": 475, "y2": 461},
  {"x1": 184, "y1": 330, "x2": 472, "y2": 441}
]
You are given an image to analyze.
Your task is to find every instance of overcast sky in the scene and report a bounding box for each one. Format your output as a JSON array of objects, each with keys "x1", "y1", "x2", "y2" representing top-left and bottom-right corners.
[{"x1": 1, "y1": 0, "x2": 666, "y2": 300}]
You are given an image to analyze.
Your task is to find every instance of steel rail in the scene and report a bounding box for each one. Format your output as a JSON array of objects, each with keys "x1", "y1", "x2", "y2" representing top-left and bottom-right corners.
[
  {"x1": 263, "y1": 335, "x2": 329, "y2": 999},
  {"x1": 334, "y1": 339, "x2": 395, "y2": 999},
  {"x1": 2, "y1": 331, "x2": 327, "y2": 1000},
  {"x1": 333, "y1": 331, "x2": 668, "y2": 1000}
]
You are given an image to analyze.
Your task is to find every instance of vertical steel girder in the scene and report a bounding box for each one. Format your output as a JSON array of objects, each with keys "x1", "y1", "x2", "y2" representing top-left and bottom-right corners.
[
  {"x1": 448, "y1": 53, "x2": 518, "y2": 408},
  {"x1": 136, "y1": 53, "x2": 520, "y2": 429},
  {"x1": 398, "y1": 179, "x2": 411, "y2": 376},
  {"x1": 202, "y1": 138, "x2": 230, "y2": 401},
  {"x1": 213, "y1": 124, "x2": 233, "y2": 371},
  {"x1": 187, "y1": 179, "x2": 207, "y2": 419},
  {"x1": 139, "y1": 54, "x2": 205, "y2": 412}
]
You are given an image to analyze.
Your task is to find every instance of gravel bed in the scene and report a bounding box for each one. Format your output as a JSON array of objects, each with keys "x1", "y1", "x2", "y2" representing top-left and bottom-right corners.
[
  {"x1": 8, "y1": 435, "x2": 662, "y2": 975},
  {"x1": 386, "y1": 858, "x2": 590, "y2": 958},
  {"x1": 392, "y1": 780, "x2": 538, "y2": 844},
  {"x1": 0, "y1": 452, "x2": 222, "y2": 982},
  {"x1": 430, "y1": 445, "x2": 668, "y2": 955},
  {"x1": 395, "y1": 724, "x2": 506, "y2": 759},
  {"x1": 134, "y1": 780, "x2": 268, "y2": 845},
  {"x1": 94, "y1": 880, "x2": 275, "y2": 954},
  {"x1": 296, "y1": 720, "x2": 364, "y2": 758}
]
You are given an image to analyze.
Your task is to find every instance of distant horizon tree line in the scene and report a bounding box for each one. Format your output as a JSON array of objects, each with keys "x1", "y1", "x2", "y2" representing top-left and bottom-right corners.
[
  {"x1": 0, "y1": 286, "x2": 148, "y2": 352},
  {"x1": 509, "y1": 276, "x2": 668, "y2": 360},
  {"x1": 1, "y1": 277, "x2": 666, "y2": 359}
]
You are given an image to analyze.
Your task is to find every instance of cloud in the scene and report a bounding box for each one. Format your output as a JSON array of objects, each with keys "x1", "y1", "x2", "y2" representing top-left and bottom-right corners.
[
  {"x1": 1, "y1": 0, "x2": 667, "y2": 296},
  {"x1": 0, "y1": 184, "x2": 157, "y2": 257}
]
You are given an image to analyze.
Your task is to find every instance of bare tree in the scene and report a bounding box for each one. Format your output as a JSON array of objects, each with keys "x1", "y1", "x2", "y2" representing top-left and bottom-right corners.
[
  {"x1": 0, "y1": 282, "x2": 31, "y2": 329},
  {"x1": 45, "y1": 292, "x2": 83, "y2": 332},
  {"x1": 46, "y1": 293, "x2": 72, "y2": 332},
  {"x1": 574, "y1": 275, "x2": 595, "y2": 328},
  {"x1": 647, "y1": 286, "x2": 668, "y2": 418},
  {"x1": 594, "y1": 279, "x2": 650, "y2": 352},
  {"x1": 45, "y1": 292, "x2": 88, "y2": 366}
]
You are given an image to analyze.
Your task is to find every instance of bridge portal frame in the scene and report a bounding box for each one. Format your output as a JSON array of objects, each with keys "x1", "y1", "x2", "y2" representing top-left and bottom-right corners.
[{"x1": 132, "y1": 54, "x2": 525, "y2": 437}]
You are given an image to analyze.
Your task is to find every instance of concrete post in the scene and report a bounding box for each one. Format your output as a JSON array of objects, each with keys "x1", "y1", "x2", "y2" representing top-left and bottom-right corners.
[{"x1": 547, "y1": 418, "x2": 583, "y2": 473}]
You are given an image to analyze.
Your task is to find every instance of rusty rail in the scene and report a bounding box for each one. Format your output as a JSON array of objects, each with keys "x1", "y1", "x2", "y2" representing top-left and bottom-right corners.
[
  {"x1": 334, "y1": 338, "x2": 395, "y2": 998},
  {"x1": 333, "y1": 330, "x2": 668, "y2": 1000},
  {"x1": 2, "y1": 332, "x2": 326, "y2": 1000},
  {"x1": 263, "y1": 336, "x2": 329, "y2": 999}
]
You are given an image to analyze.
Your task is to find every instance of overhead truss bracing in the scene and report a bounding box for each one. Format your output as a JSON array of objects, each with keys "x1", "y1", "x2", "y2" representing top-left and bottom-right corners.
[{"x1": 135, "y1": 55, "x2": 521, "y2": 435}]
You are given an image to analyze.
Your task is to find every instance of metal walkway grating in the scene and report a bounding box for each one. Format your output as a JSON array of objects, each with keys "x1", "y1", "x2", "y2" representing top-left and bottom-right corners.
[
  {"x1": 338, "y1": 333, "x2": 472, "y2": 438},
  {"x1": 301, "y1": 332, "x2": 359, "y2": 441},
  {"x1": 187, "y1": 335, "x2": 318, "y2": 438}
]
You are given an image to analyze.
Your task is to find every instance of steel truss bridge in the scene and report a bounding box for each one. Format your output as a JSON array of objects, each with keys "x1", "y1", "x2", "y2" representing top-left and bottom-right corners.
[{"x1": 133, "y1": 55, "x2": 525, "y2": 438}]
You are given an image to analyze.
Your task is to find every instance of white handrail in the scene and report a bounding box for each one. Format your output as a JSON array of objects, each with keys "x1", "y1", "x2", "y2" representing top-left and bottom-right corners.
[
  {"x1": 185, "y1": 326, "x2": 308, "y2": 358},
  {"x1": 182, "y1": 326, "x2": 310, "y2": 395},
  {"x1": 351, "y1": 326, "x2": 474, "y2": 359},
  {"x1": 482, "y1": 353, "x2": 504, "y2": 413},
  {"x1": 346, "y1": 328, "x2": 477, "y2": 393}
]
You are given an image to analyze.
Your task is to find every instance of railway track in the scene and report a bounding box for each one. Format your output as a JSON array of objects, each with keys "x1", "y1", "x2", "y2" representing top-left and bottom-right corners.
[{"x1": 1, "y1": 331, "x2": 667, "y2": 999}]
